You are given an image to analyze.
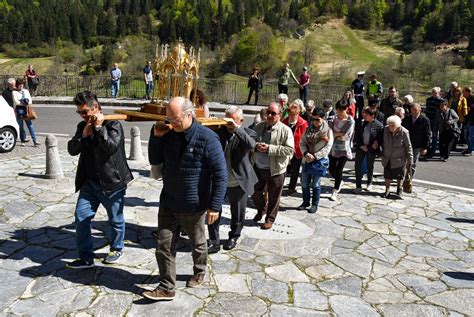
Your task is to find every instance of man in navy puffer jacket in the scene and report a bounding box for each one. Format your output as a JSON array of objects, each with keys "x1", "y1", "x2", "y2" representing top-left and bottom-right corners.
[{"x1": 144, "y1": 97, "x2": 227, "y2": 301}]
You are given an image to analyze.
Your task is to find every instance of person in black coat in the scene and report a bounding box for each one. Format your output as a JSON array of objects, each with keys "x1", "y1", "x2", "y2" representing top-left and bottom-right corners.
[
  {"x1": 67, "y1": 91, "x2": 133, "y2": 269},
  {"x1": 208, "y1": 105, "x2": 258, "y2": 252},
  {"x1": 402, "y1": 103, "x2": 431, "y2": 177},
  {"x1": 245, "y1": 67, "x2": 263, "y2": 105},
  {"x1": 353, "y1": 107, "x2": 384, "y2": 192}
]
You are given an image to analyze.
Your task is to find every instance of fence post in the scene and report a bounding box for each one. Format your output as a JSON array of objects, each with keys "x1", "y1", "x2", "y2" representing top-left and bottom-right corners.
[
  {"x1": 233, "y1": 81, "x2": 237, "y2": 104},
  {"x1": 65, "y1": 76, "x2": 68, "y2": 96}
]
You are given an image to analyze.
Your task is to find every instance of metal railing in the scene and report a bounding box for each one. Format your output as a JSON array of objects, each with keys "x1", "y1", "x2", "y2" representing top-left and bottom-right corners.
[{"x1": 0, "y1": 75, "x2": 433, "y2": 106}]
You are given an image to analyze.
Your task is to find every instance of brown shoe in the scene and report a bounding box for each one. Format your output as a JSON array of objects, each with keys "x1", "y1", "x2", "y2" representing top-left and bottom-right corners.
[
  {"x1": 186, "y1": 274, "x2": 205, "y2": 288},
  {"x1": 260, "y1": 222, "x2": 273, "y2": 230},
  {"x1": 142, "y1": 288, "x2": 175, "y2": 301}
]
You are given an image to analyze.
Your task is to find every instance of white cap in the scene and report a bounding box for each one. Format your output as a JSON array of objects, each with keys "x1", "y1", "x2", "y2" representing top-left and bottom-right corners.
[{"x1": 357, "y1": 71, "x2": 365, "y2": 76}]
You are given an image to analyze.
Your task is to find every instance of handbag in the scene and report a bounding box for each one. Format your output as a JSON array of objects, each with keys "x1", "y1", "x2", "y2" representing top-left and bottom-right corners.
[
  {"x1": 302, "y1": 157, "x2": 329, "y2": 177},
  {"x1": 23, "y1": 105, "x2": 38, "y2": 120},
  {"x1": 402, "y1": 164, "x2": 413, "y2": 193}
]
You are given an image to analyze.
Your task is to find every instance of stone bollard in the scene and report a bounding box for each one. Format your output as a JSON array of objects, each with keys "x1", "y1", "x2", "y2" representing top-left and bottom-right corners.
[
  {"x1": 45, "y1": 134, "x2": 63, "y2": 179},
  {"x1": 129, "y1": 126, "x2": 144, "y2": 160}
]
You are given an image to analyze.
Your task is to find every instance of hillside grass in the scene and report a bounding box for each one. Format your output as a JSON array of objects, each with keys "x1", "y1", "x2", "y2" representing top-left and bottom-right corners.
[{"x1": 0, "y1": 56, "x2": 54, "y2": 76}]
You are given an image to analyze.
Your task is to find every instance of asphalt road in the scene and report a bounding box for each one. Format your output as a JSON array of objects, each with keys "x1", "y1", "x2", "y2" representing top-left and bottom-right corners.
[{"x1": 21, "y1": 104, "x2": 474, "y2": 191}]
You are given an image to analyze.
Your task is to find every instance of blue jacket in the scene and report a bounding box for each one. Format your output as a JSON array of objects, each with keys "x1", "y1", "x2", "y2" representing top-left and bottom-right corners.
[{"x1": 148, "y1": 120, "x2": 227, "y2": 213}]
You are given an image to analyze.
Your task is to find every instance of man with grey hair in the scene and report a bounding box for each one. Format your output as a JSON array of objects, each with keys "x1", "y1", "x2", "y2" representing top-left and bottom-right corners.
[
  {"x1": 402, "y1": 103, "x2": 431, "y2": 177},
  {"x1": 425, "y1": 87, "x2": 443, "y2": 157},
  {"x1": 2, "y1": 78, "x2": 17, "y2": 108},
  {"x1": 145, "y1": 97, "x2": 227, "y2": 301},
  {"x1": 395, "y1": 107, "x2": 405, "y2": 120},
  {"x1": 207, "y1": 105, "x2": 258, "y2": 252},
  {"x1": 252, "y1": 102, "x2": 294, "y2": 230}
]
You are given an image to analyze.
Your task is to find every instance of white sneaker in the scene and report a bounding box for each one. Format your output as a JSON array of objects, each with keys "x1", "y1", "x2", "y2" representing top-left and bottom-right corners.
[
  {"x1": 366, "y1": 184, "x2": 373, "y2": 191},
  {"x1": 336, "y1": 180, "x2": 344, "y2": 193},
  {"x1": 329, "y1": 190, "x2": 338, "y2": 201}
]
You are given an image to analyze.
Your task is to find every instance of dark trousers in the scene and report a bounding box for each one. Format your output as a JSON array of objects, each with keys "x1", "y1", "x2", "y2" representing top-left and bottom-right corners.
[
  {"x1": 429, "y1": 118, "x2": 439, "y2": 156},
  {"x1": 251, "y1": 168, "x2": 285, "y2": 224},
  {"x1": 411, "y1": 148, "x2": 422, "y2": 177},
  {"x1": 355, "y1": 96, "x2": 364, "y2": 120},
  {"x1": 208, "y1": 186, "x2": 248, "y2": 243},
  {"x1": 278, "y1": 84, "x2": 288, "y2": 95},
  {"x1": 299, "y1": 86, "x2": 308, "y2": 106},
  {"x1": 355, "y1": 149, "x2": 376, "y2": 188},
  {"x1": 155, "y1": 206, "x2": 207, "y2": 292},
  {"x1": 439, "y1": 132, "x2": 456, "y2": 160},
  {"x1": 246, "y1": 87, "x2": 259, "y2": 105},
  {"x1": 329, "y1": 156, "x2": 348, "y2": 190},
  {"x1": 287, "y1": 155, "x2": 302, "y2": 191}
]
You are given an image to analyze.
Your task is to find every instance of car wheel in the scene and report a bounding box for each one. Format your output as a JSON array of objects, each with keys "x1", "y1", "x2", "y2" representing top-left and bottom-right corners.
[{"x1": 0, "y1": 127, "x2": 17, "y2": 153}]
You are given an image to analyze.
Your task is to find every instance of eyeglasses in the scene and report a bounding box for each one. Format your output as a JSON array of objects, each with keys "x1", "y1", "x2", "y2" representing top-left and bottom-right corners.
[
  {"x1": 267, "y1": 111, "x2": 280, "y2": 116},
  {"x1": 76, "y1": 109, "x2": 91, "y2": 115}
]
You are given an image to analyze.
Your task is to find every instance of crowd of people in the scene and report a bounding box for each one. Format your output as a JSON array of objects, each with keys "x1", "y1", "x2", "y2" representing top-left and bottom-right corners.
[{"x1": 8, "y1": 61, "x2": 471, "y2": 304}]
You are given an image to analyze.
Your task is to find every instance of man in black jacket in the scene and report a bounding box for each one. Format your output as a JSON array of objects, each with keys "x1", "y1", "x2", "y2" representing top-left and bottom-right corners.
[
  {"x1": 208, "y1": 106, "x2": 258, "y2": 253},
  {"x1": 1, "y1": 78, "x2": 16, "y2": 108},
  {"x1": 353, "y1": 107, "x2": 384, "y2": 193},
  {"x1": 67, "y1": 91, "x2": 133, "y2": 269},
  {"x1": 245, "y1": 67, "x2": 262, "y2": 105},
  {"x1": 402, "y1": 103, "x2": 431, "y2": 177}
]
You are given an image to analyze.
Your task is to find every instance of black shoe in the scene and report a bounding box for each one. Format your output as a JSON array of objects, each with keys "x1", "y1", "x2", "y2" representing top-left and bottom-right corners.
[
  {"x1": 308, "y1": 205, "x2": 318, "y2": 214},
  {"x1": 223, "y1": 238, "x2": 238, "y2": 250},
  {"x1": 253, "y1": 213, "x2": 263, "y2": 222},
  {"x1": 298, "y1": 203, "x2": 309, "y2": 210},
  {"x1": 286, "y1": 189, "x2": 297, "y2": 196},
  {"x1": 462, "y1": 150, "x2": 472, "y2": 156},
  {"x1": 381, "y1": 191, "x2": 390, "y2": 199},
  {"x1": 207, "y1": 242, "x2": 221, "y2": 254}
]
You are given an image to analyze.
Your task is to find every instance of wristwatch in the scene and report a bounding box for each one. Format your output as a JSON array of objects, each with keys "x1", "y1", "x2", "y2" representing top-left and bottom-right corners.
[{"x1": 94, "y1": 125, "x2": 102, "y2": 131}]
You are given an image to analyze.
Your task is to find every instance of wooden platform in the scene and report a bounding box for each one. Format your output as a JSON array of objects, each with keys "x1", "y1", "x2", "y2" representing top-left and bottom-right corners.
[{"x1": 112, "y1": 109, "x2": 227, "y2": 127}]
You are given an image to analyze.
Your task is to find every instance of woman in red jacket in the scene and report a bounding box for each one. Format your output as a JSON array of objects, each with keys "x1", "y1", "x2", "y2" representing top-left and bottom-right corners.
[{"x1": 283, "y1": 99, "x2": 308, "y2": 195}]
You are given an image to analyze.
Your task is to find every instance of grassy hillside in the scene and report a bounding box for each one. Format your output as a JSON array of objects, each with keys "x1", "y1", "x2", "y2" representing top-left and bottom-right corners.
[{"x1": 0, "y1": 57, "x2": 54, "y2": 76}]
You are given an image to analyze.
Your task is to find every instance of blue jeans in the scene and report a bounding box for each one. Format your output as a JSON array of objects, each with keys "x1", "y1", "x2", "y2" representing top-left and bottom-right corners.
[
  {"x1": 299, "y1": 86, "x2": 308, "y2": 106},
  {"x1": 466, "y1": 124, "x2": 474, "y2": 153},
  {"x1": 145, "y1": 81, "x2": 153, "y2": 99},
  {"x1": 301, "y1": 171, "x2": 321, "y2": 206},
  {"x1": 111, "y1": 80, "x2": 120, "y2": 98},
  {"x1": 16, "y1": 116, "x2": 36, "y2": 142},
  {"x1": 75, "y1": 180, "x2": 126, "y2": 262}
]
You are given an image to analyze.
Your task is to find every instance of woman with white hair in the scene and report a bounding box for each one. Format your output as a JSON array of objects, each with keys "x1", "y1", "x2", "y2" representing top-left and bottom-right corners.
[
  {"x1": 402, "y1": 94, "x2": 414, "y2": 114},
  {"x1": 381, "y1": 115, "x2": 413, "y2": 198}
]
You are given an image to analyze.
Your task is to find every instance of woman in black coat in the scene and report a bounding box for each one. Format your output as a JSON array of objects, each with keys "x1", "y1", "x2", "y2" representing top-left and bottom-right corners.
[{"x1": 436, "y1": 99, "x2": 460, "y2": 162}]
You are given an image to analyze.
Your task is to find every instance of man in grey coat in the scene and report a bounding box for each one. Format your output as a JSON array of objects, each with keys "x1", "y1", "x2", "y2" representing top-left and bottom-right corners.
[{"x1": 208, "y1": 106, "x2": 258, "y2": 252}]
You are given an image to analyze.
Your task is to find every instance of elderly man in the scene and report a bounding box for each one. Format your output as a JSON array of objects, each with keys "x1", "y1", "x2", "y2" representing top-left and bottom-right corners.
[
  {"x1": 402, "y1": 103, "x2": 431, "y2": 177},
  {"x1": 252, "y1": 102, "x2": 294, "y2": 230},
  {"x1": 395, "y1": 107, "x2": 405, "y2": 120},
  {"x1": 208, "y1": 106, "x2": 258, "y2": 252},
  {"x1": 425, "y1": 87, "x2": 443, "y2": 157},
  {"x1": 2, "y1": 78, "x2": 16, "y2": 108},
  {"x1": 380, "y1": 86, "x2": 402, "y2": 122},
  {"x1": 110, "y1": 63, "x2": 122, "y2": 98},
  {"x1": 144, "y1": 97, "x2": 227, "y2": 301}
]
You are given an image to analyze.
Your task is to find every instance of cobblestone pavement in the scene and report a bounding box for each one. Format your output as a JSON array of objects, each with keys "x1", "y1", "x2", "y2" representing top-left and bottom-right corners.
[{"x1": 0, "y1": 140, "x2": 473, "y2": 316}]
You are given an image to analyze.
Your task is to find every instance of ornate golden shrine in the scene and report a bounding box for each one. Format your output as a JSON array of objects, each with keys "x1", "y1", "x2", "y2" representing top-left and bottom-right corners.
[
  {"x1": 153, "y1": 42, "x2": 200, "y2": 102},
  {"x1": 112, "y1": 42, "x2": 225, "y2": 127}
]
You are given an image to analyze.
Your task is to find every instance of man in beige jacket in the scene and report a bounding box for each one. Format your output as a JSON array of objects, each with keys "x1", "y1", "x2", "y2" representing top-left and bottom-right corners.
[{"x1": 252, "y1": 102, "x2": 294, "y2": 229}]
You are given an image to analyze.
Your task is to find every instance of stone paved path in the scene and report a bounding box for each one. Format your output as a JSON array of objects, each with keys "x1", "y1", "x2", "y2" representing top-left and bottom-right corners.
[{"x1": 0, "y1": 140, "x2": 473, "y2": 316}]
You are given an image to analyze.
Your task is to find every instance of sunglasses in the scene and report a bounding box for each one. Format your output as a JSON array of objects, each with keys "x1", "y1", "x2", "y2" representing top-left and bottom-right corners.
[
  {"x1": 76, "y1": 109, "x2": 91, "y2": 115},
  {"x1": 267, "y1": 111, "x2": 280, "y2": 116}
]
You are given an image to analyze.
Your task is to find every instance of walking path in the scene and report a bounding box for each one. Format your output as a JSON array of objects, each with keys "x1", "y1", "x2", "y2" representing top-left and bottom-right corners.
[{"x1": 0, "y1": 139, "x2": 473, "y2": 316}]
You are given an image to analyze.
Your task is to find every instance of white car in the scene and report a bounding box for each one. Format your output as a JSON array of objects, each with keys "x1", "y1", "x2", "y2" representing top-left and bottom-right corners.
[{"x1": 0, "y1": 96, "x2": 20, "y2": 153}]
